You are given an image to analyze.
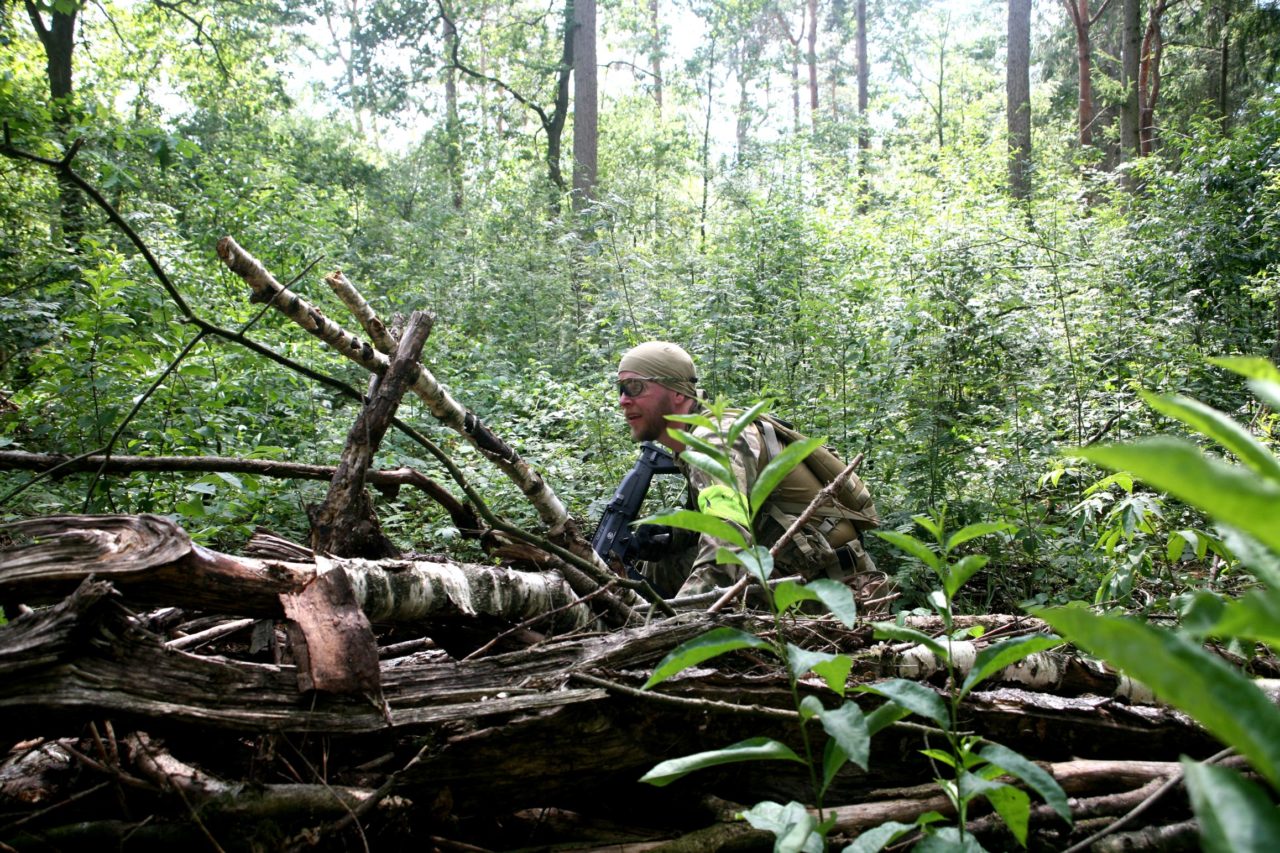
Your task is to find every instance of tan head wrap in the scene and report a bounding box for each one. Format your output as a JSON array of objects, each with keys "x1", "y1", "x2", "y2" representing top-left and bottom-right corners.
[{"x1": 618, "y1": 341, "x2": 699, "y2": 398}]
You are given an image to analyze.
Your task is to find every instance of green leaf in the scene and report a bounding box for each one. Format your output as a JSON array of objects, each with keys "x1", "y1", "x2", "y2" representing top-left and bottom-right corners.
[
  {"x1": 874, "y1": 530, "x2": 942, "y2": 572},
  {"x1": 857, "y1": 679, "x2": 949, "y2": 728},
  {"x1": 840, "y1": 821, "x2": 916, "y2": 853},
  {"x1": 1038, "y1": 607, "x2": 1280, "y2": 789},
  {"x1": 872, "y1": 623, "x2": 949, "y2": 661},
  {"x1": 739, "y1": 800, "x2": 823, "y2": 853},
  {"x1": 639, "y1": 738, "x2": 804, "y2": 787},
  {"x1": 959, "y1": 636, "x2": 1063, "y2": 699},
  {"x1": 1209, "y1": 592, "x2": 1280, "y2": 647},
  {"x1": 740, "y1": 546, "x2": 774, "y2": 584},
  {"x1": 983, "y1": 783, "x2": 1031, "y2": 847},
  {"x1": 822, "y1": 738, "x2": 849, "y2": 793},
  {"x1": 804, "y1": 578, "x2": 859, "y2": 628},
  {"x1": 864, "y1": 701, "x2": 913, "y2": 736},
  {"x1": 978, "y1": 742, "x2": 1071, "y2": 823},
  {"x1": 1140, "y1": 390, "x2": 1280, "y2": 484},
  {"x1": 944, "y1": 554, "x2": 989, "y2": 600},
  {"x1": 913, "y1": 825, "x2": 987, "y2": 852},
  {"x1": 639, "y1": 508, "x2": 747, "y2": 549},
  {"x1": 643, "y1": 627, "x2": 772, "y2": 689},
  {"x1": 945, "y1": 521, "x2": 1015, "y2": 553},
  {"x1": 697, "y1": 484, "x2": 751, "y2": 526},
  {"x1": 775, "y1": 580, "x2": 819, "y2": 613},
  {"x1": 728, "y1": 401, "x2": 773, "y2": 449},
  {"x1": 815, "y1": 701, "x2": 870, "y2": 771},
  {"x1": 1248, "y1": 379, "x2": 1280, "y2": 414},
  {"x1": 1208, "y1": 356, "x2": 1280, "y2": 383},
  {"x1": 1074, "y1": 438, "x2": 1280, "y2": 553},
  {"x1": 678, "y1": 448, "x2": 736, "y2": 489},
  {"x1": 1183, "y1": 758, "x2": 1280, "y2": 853},
  {"x1": 787, "y1": 644, "x2": 853, "y2": 695},
  {"x1": 750, "y1": 435, "x2": 825, "y2": 521}
]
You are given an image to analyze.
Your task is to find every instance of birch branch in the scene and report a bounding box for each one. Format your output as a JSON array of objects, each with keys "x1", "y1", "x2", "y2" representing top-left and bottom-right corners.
[{"x1": 216, "y1": 236, "x2": 569, "y2": 533}]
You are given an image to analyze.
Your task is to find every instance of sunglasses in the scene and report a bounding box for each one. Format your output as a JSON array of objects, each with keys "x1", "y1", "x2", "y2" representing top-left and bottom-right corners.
[{"x1": 616, "y1": 373, "x2": 686, "y2": 397}]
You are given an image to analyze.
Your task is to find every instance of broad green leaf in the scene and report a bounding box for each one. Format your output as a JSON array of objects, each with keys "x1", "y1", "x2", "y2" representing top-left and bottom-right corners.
[
  {"x1": 857, "y1": 678, "x2": 949, "y2": 728},
  {"x1": 913, "y1": 513, "x2": 944, "y2": 541},
  {"x1": 1209, "y1": 592, "x2": 1280, "y2": 647},
  {"x1": 1209, "y1": 356, "x2": 1280, "y2": 383},
  {"x1": 983, "y1": 783, "x2": 1031, "y2": 847},
  {"x1": 978, "y1": 742, "x2": 1071, "y2": 823},
  {"x1": 959, "y1": 636, "x2": 1063, "y2": 699},
  {"x1": 874, "y1": 530, "x2": 942, "y2": 571},
  {"x1": 798, "y1": 694, "x2": 825, "y2": 721},
  {"x1": 1140, "y1": 390, "x2": 1280, "y2": 484},
  {"x1": 1248, "y1": 379, "x2": 1280, "y2": 413},
  {"x1": 822, "y1": 739, "x2": 850, "y2": 793},
  {"x1": 913, "y1": 826, "x2": 987, "y2": 852},
  {"x1": 750, "y1": 435, "x2": 826, "y2": 520},
  {"x1": 1039, "y1": 607, "x2": 1280, "y2": 789},
  {"x1": 676, "y1": 427, "x2": 734, "y2": 466},
  {"x1": 815, "y1": 701, "x2": 870, "y2": 770},
  {"x1": 643, "y1": 627, "x2": 772, "y2": 689},
  {"x1": 697, "y1": 484, "x2": 751, "y2": 526},
  {"x1": 841, "y1": 821, "x2": 916, "y2": 853},
  {"x1": 872, "y1": 622, "x2": 949, "y2": 661},
  {"x1": 666, "y1": 414, "x2": 717, "y2": 430},
  {"x1": 1219, "y1": 527, "x2": 1280, "y2": 589},
  {"x1": 1074, "y1": 438, "x2": 1280, "y2": 553},
  {"x1": 639, "y1": 738, "x2": 804, "y2": 787},
  {"x1": 775, "y1": 580, "x2": 819, "y2": 613},
  {"x1": 678, "y1": 448, "x2": 736, "y2": 489},
  {"x1": 740, "y1": 800, "x2": 822, "y2": 853},
  {"x1": 787, "y1": 644, "x2": 853, "y2": 695},
  {"x1": 804, "y1": 578, "x2": 859, "y2": 628},
  {"x1": 639, "y1": 508, "x2": 747, "y2": 549},
  {"x1": 1183, "y1": 758, "x2": 1280, "y2": 853},
  {"x1": 944, "y1": 554, "x2": 989, "y2": 599},
  {"x1": 727, "y1": 401, "x2": 773, "y2": 449},
  {"x1": 865, "y1": 701, "x2": 913, "y2": 736},
  {"x1": 740, "y1": 546, "x2": 774, "y2": 584},
  {"x1": 1166, "y1": 529, "x2": 1200, "y2": 563},
  {"x1": 945, "y1": 521, "x2": 1016, "y2": 553}
]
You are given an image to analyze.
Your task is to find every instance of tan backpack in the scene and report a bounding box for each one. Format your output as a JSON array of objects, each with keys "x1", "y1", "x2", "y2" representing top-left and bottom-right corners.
[{"x1": 756, "y1": 415, "x2": 880, "y2": 533}]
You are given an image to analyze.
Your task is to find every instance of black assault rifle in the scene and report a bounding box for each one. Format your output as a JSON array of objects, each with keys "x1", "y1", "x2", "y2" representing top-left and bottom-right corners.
[{"x1": 591, "y1": 442, "x2": 681, "y2": 577}]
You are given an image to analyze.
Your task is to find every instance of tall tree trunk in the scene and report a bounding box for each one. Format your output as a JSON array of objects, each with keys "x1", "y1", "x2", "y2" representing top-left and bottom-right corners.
[
  {"x1": 806, "y1": 0, "x2": 819, "y2": 129},
  {"x1": 23, "y1": 0, "x2": 83, "y2": 247},
  {"x1": 1120, "y1": 0, "x2": 1141, "y2": 157},
  {"x1": 650, "y1": 0, "x2": 663, "y2": 113},
  {"x1": 546, "y1": 0, "x2": 575, "y2": 201},
  {"x1": 571, "y1": 0, "x2": 598, "y2": 211},
  {"x1": 1063, "y1": 0, "x2": 1096, "y2": 147},
  {"x1": 856, "y1": 0, "x2": 868, "y2": 159},
  {"x1": 443, "y1": 14, "x2": 464, "y2": 210},
  {"x1": 1138, "y1": 1, "x2": 1172, "y2": 156},
  {"x1": 1007, "y1": 0, "x2": 1032, "y2": 201}
]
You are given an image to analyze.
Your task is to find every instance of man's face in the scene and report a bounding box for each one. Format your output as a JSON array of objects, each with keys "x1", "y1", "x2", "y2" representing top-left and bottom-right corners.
[{"x1": 618, "y1": 371, "x2": 685, "y2": 444}]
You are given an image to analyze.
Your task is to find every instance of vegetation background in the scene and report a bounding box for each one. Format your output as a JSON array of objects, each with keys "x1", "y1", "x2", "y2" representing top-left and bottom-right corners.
[{"x1": 1, "y1": 0, "x2": 1278, "y2": 618}]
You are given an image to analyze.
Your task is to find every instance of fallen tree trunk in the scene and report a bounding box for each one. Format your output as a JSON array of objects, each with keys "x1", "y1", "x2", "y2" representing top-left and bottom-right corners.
[{"x1": 0, "y1": 515, "x2": 593, "y2": 632}]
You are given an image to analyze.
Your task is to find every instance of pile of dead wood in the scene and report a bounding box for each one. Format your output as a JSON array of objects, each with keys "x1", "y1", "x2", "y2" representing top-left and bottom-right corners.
[
  {"x1": 0, "y1": 513, "x2": 1261, "y2": 852},
  {"x1": 0, "y1": 239, "x2": 1266, "y2": 850}
]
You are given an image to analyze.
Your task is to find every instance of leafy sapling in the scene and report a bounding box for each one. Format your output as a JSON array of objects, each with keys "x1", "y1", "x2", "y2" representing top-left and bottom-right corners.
[
  {"x1": 856, "y1": 511, "x2": 1071, "y2": 850},
  {"x1": 635, "y1": 399, "x2": 870, "y2": 852}
]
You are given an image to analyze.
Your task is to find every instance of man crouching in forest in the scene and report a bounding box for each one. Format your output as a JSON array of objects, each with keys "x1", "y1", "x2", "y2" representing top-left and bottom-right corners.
[{"x1": 615, "y1": 340, "x2": 878, "y2": 600}]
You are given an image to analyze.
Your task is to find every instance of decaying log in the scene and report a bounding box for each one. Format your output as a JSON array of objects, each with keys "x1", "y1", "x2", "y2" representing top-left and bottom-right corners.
[
  {"x1": 0, "y1": 515, "x2": 594, "y2": 633},
  {"x1": 308, "y1": 311, "x2": 432, "y2": 558}
]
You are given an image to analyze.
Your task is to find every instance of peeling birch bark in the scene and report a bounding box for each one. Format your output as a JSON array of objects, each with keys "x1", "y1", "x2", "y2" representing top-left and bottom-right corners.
[
  {"x1": 0, "y1": 515, "x2": 594, "y2": 632},
  {"x1": 325, "y1": 270, "x2": 399, "y2": 354}
]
